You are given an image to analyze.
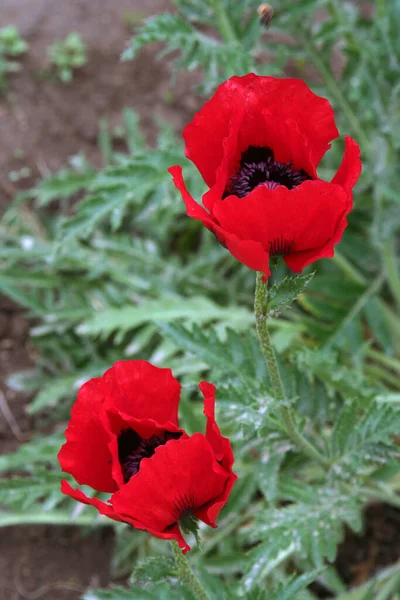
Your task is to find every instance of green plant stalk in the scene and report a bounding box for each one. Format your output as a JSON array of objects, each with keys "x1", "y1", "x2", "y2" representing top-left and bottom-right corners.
[
  {"x1": 324, "y1": 271, "x2": 385, "y2": 350},
  {"x1": 212, "y1": 0, "x2": 238, "y2": 43},
  {"x1": 299, "y1": 35, "x2": 369, "y2": 151},
  {"x1": 170, "y1": 541, "x2": 210, "y2": 600},
  {"x1": 254, "y1": 272, "x2": 329, "y2": 467},
  {"x1": 383, "y1": 237, "x2": 400, "y2": 312},
  {"x1": 333, "y1": 251, "x2": 400, "y2": 339},
  {"x1": 366, "y1": 347, "x2": 400, "y2": 374}
]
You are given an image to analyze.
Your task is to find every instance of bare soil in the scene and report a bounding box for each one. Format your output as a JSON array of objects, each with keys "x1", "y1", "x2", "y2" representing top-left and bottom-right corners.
[{"x1": 0, "y1": 0, "x2": 398, "y2": 598}]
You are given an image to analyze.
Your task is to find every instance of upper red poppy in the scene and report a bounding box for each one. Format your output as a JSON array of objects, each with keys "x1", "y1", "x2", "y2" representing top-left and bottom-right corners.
[
  {"x1": 58, "y1": 360, "x2": 236, "y2": 553},
  {"x1": 169, "y1": 74, "x2": 362, "y2": 276}
]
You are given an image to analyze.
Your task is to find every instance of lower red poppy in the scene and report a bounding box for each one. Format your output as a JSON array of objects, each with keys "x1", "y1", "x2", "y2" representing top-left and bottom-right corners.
[{"x1": 59, "y1": 361, "x2": 236, "y2": 553}]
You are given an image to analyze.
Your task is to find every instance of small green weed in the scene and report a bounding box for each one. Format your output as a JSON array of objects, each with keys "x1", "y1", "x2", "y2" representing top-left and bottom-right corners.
[
  {"x1": 0, "y1": 25, "x2": 28, "y2": 92},
  {"x1": 47, "y1": 32, "x2": 87, "y2": 82}
]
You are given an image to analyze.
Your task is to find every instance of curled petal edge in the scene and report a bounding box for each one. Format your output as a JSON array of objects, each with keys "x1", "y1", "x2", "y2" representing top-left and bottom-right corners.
[
  {"x1": 195, "y1": 382, "x2": 237, "y2": 527},
  {"x1": 285, "y1": 137, "x2": 362, "y2": 272},
  {"x1": 168, "y1": 166, "x2": 271, "y2": 275},
  {"x1": 61, "y1": 480, "x2": 191, "y2": 553}
]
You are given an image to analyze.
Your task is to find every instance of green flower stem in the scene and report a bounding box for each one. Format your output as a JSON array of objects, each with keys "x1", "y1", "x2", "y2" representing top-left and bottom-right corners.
[
  {"x1": 254, "y1": 272, "x2": 329, "y2": 468},
  {"x1": 212, "y1": 0, "x2": 238, "y2": 43},
  {"x1": 170, "y1": 541, "x2": 210, "y2": 600}
]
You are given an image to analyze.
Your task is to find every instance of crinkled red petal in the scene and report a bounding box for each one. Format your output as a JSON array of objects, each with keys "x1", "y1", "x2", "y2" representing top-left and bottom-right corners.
[
  {"x1": 111, "y1": 434, "x2": 228, "y2": 536},
  {"x1": 61, "y1": 480, "x2": 124, "y2": 522},
  {"x1": 284, "y1": 137, "x2": 362, "y2": 272},
  {"x1": 183, "y1": 74, "x2": 339, "y2": 185},
  {"x1": 61, "y1": 481, "x2": 190, "y2": 552},
  {"x1": 201, "y1": 107, "x2": 244, "y2": 212},
  {"x1": 58, "y1": 379, "x2": 116, "y2": 493},
  {"x1": 168, "y1": 165, "x2": 271, "y2": 275},
  {"x1": 101, "y1": 360, "x2": 181, "y2": 426},
  {"x1": 104, "y1": 405, "x2": 187, "y2": 489},
  {"x1": 213, "y1": 179, "x2": 347, "y2": 257}
]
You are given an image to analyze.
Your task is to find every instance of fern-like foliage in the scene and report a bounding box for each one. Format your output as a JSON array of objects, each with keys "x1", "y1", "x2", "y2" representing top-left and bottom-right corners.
[
  {"x1": 122, "y1": 3, "x2": 271, "y2": 94},
  {"x1": 243, "y1": 484, "x2": 362, "y2": 592}
]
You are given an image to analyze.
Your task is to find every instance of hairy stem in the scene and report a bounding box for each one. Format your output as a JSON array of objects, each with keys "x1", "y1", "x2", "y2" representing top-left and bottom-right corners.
[
  {"x1": 254, "y1": 272, "x2": 329, "y2": 467},
  {"x1": 171, "y1": 541, "x2": 210, "y2": 600}
]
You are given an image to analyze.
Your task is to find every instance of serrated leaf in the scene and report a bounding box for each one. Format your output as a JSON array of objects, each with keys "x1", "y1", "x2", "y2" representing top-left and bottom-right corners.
[
  {"x1": 159, "y1": 323, "x2": 267, "y2": 383},
  {"x1": 77, "y1": 297, "x2": 253, "y2": 338},
  {"x1": 0, "y1": 432, "x2": 64, "y2": 473},
  {"x1": 122, "y1": 13, "x2": 254, "y2": 94},
  {"x1": 84, "y1": 583, "x2": 195, "y2": 600},
  {"x1": 328, "y1": 400, "x2": 400, "y2": 477},
  {"x1": 31, "y1": 164, "x2": 96, "y2": 207},
  {"x1": 0, "y1": 471, "x2": 63, "y2": 512},
  {"x1": 132, "y1": 556, "x2": 176, "y2": 584},
  {"x1": 257, "y1": 451, "x2": 286, "y2": 505},
  {"x1": 243, "y1": 541, "x2": 297, "y2": 593},
  {"x1": 267, "y1": 570, "x2": 324, "y2": 600},
  {"x1": 267, "y1": 273, "x2": 315, "y2": 316},
  {"x1": 243, "y1": 489, "x2": 362, "y2": 591}
]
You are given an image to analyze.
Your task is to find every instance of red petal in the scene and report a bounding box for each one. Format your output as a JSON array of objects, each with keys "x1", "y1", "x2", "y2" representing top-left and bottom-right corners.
[
  {"x1": 183, "y1": 81, "x2": 242, "y2": 187},
  {"x1": 168, "y1": 165, "x2": 215, "y2": 228},
  {"x1": 61, "y1": 480, "x2": 123, "y2": 522},
  {"x1": 111, "y1": 434, "x2": 229, "y2": 534},
  {"x1": 58, "y1": 379, "x2": 116, "y2": 493},
  {"x1": 61, "y1": 481, "x2": 191, "y2": 552},
  {"x1": 169, "y1": 165, "x2": 271, "y2": 275},
  {"x1": 183, "y1": 74, "x2": 338, "y2": 185},
  {"x1": 213, "y1": 179, "x2": 347, "y2": 258},
  {"x1": 284, "y1": 137, "x2": 362, "y2": 272},
  {"x1": 331, "y1": 136, "x2": 362, "y2": 193},
  {"x1": 105, "y1": 407, "x2": 186, "y2": 489},
  {"x1": 201, "y1": 108, "x2": 245, "y2": 212},
  {"x1": 102, "y1": 360, "x2": 181, "y2": 426},
  {"x1": 195, "y1": 382, "x2": 237, "y2": 527}
]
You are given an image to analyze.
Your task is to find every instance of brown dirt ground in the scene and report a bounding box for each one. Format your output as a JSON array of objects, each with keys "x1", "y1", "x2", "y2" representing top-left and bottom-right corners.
[{"x1": 0, "y1": 0, "x2": 398, "y2": 598}]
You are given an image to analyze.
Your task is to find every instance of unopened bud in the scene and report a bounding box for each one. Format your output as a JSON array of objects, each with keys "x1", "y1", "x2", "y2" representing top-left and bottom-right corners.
[{"x1": 257, "y1": 3, "x2": 274, "y2": 28}]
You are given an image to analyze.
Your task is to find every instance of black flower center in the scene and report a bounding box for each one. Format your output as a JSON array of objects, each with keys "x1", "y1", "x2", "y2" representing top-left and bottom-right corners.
[
  {"x1": 118, "y1": 428, "x2": 182, "y2": 484},
  {"x1": 226, "y1": 146, "x2": 311, "y2": 199}
]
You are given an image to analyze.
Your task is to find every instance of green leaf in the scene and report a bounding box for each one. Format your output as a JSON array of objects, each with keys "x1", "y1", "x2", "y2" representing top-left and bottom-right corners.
[
  {"x1": 159, "y1": 323, "x2": 267, "y2": 382},
  {"x1": 328, "y1": 400, "x2": 400, "y2": 477},
  {"x1": 132, "y1": 556, "x2": 176, "y2": 584},
  {"x1": 32, "y1": 164, "x2": 95, "y2": 207},
  {"x1": 122, "y1": 13, "x2": 254, "y2": 94},
  {"x1": 267, "y1": 273, "x2": 315, "y2": 317},
  {"x1": 77, "y1": 296, "x2": 253, "y2": 338},
  {"x1": 267, "y1": 570, "x2": 324, "y2": 600},
  {"x1": 243, "y1": 488, "x2": 362, "y2": 591},
  {"x1": 84, "y1": 583, "x2": 195, "y2": 600},
  {"x1": 0, "y1": 432, "x2": 64, "y2": 473},
  {"x1": 0, "y1": 471, "x2": 63, "y2": 511}
]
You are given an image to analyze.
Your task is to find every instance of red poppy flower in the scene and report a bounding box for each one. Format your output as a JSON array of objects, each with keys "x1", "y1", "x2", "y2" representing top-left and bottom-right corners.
[
  {"x1": 169, "y1": 74, "x2": 362, "y2": 276},
  {"x1": 58, "y1": 360, "x2": 236, "y2": 553}
]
